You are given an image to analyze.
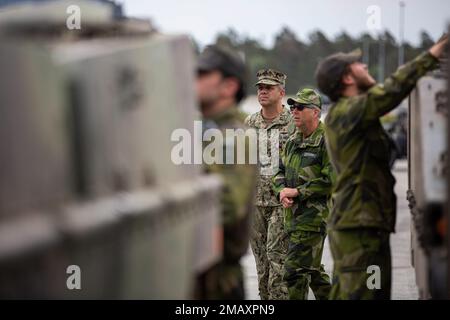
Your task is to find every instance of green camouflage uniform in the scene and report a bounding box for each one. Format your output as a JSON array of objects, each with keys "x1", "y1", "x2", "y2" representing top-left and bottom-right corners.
[
  {"x1": 321, "y1": 51, "x2": 439, "y2": 299},
  {"x1": 273, "y1": 115, "x2": 332, "y2": 300},
  {"x1": 245, "y1": 69, "x2": 295, "y2": 300},
  {"x1": 199, "y1": 107, "x2": 258, "y2": 300}
]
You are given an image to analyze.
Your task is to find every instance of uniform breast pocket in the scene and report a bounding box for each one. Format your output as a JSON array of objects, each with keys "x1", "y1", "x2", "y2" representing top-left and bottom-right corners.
[
  {"x1": 279, "y1": 131, "x2": 290, "y2": 150},
  {"x1": 300, "y1": 150, "x2": 320, "y2": 167}
]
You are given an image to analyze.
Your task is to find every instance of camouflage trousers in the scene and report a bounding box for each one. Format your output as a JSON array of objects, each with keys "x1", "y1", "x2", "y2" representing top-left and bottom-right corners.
[
  {"x1": 284, "y1": 229, "x2": 331, "y2": 300},
  {"x1": 250, "y1": 205, "x2": 289, "y2": 300},
  {"x1": 194, "y1": 261, "x2": 245, "y2": 300},
  {"x1": 328, "y1": 228, "x2": 391, "y2": 300}
]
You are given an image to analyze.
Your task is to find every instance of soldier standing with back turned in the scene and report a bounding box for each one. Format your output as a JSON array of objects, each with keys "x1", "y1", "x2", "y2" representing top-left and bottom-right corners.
[{"x1": 315, "y1": 35, "x2": 448, "y2": 299}]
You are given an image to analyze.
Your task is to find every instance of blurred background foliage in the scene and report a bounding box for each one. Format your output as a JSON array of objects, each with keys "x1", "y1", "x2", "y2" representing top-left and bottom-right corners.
[{"x1": 192, "y1": 27, "x2": 435, "y2": 95}]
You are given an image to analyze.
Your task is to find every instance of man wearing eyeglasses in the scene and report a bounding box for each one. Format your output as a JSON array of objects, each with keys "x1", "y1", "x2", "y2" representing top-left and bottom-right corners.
[{"x1": 272, "y1": 88, "x2": 332, "y2": 300}]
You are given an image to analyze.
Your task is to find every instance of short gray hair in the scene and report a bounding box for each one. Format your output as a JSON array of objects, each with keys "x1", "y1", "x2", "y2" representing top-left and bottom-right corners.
[{"x1": 314, "y1": 106, "x2": 321, "y2": 119}]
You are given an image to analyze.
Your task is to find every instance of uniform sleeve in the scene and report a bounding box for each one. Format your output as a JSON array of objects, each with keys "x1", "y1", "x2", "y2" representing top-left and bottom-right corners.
[
  {"x1": 244, "y1": 114, "x2": 251, "y2": 126},
  {"x1": 272, "y1": 145, "x2": 287, "y2": 200},
  {"x1": 359, "y1": 51, "x2": 439, "y2": 126},
  {"x1": 207, "y1": 134, "x2": 257, "y2": 263},
  {"x1": 296, "y1": 143, "x2": 332, "y2": 202}
]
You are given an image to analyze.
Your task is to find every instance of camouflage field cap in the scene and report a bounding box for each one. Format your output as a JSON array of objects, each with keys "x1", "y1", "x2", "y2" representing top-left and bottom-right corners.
[
  {"x1": 315, "y1": 48, "x2": 362, "y2": 102},
  {"x1": 287, "y1": 88, "x2": 322, "y2": 109},
  {"x1": 197, "y1": 45, "x2": 247, "y2": 84},
  {"x1": 255, "y1": 68, "x2": 286, "y2": 87}
]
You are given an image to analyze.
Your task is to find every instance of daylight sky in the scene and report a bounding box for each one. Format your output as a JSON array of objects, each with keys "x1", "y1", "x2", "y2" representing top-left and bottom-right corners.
[{"x1": 122, "y1": 0, "x2": 449, "y2": 48}]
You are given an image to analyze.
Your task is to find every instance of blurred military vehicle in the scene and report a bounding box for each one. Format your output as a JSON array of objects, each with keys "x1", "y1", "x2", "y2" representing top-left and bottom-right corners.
[
  {"x1": 0, "y1": 0, "x2": 223, "y2": 299},
  {"x1": 407, "y1": 33, "x2": 449, "y2": 299},
  {"x1": 381, "y1": 102, "x2": 408, "y2": 159}
]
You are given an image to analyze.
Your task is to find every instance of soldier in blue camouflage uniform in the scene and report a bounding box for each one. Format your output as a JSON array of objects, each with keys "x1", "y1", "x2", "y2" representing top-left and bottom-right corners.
[
  {"x1": 315, "y1": 35, "x2": 448, "y2": 299},
  {"x1": 245, "y1": 69, "x2": 295, "y2": 300},
  {"x1": 272, "y1": 88, "x2": 332, "y2": 300},
  {"x1": 195, "y1": 45, "x2": 258, "y2": 299}
]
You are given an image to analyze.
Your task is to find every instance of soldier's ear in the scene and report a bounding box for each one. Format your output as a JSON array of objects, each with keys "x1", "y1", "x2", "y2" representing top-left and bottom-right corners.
[
  {"x1": 342, "y1": 66, "x2": 355, "y2": 86},
  {"x1": 221, "y1": 77, "x2": 240, "y2": 98},
  {"x1": 342, "y1": 73, "x2": 354, "y2": 86}
]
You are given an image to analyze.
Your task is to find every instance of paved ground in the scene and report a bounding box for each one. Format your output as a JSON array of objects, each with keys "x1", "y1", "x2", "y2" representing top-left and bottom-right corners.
[{"x1": 242, "y1": 159, "x2": 419, "y2": 300}]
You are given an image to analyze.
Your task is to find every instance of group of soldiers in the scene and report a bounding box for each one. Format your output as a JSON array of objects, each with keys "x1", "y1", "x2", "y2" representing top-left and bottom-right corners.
[{"x1": 193, "y1": 34, "x2": 448, "y2": 300}]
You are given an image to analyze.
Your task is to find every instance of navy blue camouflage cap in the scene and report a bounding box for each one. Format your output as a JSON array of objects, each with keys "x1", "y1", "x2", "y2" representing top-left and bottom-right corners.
[{"x1": 255, "y1": 69, "x2": 286, "y2": 87}]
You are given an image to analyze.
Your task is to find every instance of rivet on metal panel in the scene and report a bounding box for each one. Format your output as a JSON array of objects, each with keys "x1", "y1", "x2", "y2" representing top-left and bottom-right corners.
[
  {"x1": 143, "y1": 168, "x2": 156, "y2": 187},
  {"x1": 116, "y1": 66, "x2": 143, "y2": 111},
  {"x1": 435, "y1": 90, "x2": 448, "y2": 115},
  {"x1": 113, "y1": 171, "x2": 128, "y2": 192},
  {"x1": 439, "y1": 152, "x2": 448, "y2": 177},
  {"x1": 433, "y1": 152, "x2": 449, "y2": 177}
]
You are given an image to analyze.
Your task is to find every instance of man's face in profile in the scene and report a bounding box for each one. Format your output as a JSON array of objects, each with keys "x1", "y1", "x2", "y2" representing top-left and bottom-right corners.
[
  {"x1": 348, "y1": 62, "x2": 377, "y2": 92},
  {"x1": 196, "y1": 70, "x2": 224, "y2": 111}
]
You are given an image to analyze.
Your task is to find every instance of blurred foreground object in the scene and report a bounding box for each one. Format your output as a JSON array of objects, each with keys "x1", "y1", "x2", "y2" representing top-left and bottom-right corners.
[
  {"x1": 0, "y1": 0, "x2": 222, "y2": 299},
  {"x1": 195, "y1": 45, "x2": 257, "y2": 299},
  {"x1": 408, "y1": 28, "x2": 449, "y2": 299}
]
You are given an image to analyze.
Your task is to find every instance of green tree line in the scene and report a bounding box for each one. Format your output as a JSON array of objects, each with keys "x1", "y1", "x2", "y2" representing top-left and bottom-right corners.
[{"x1": 193, "y1": 27, "x2": 435, "y2": 96}]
